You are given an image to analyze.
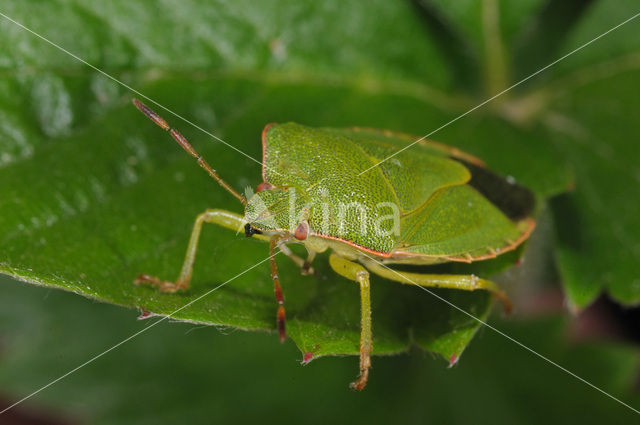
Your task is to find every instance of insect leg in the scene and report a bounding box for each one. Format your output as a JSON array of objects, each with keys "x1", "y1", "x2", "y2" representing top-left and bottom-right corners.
[
  {"x1": 269, "y1": 236, "x2": 287, "y2": 342},
  {"x1": 276, "y1": 242, "x2": 305, "y2": 268},
  {"x1": 276, "y1": 242, "x2": 316, "y2": 275},
  {"x1": 136, "y1": 209, "x2": 266, "y2": 292},
  {"x1": 361, "y1": 258, "x2": 512, "y2": 313},
  {"x1": 329, "y1": 253, "x2": 372, "y2": 391},
  {"x1": 302, "y1": 250, "x2": 316, "y2": 275},
  {"x1": 132, "y1": 98, "x2": 247, "y2": 205}
]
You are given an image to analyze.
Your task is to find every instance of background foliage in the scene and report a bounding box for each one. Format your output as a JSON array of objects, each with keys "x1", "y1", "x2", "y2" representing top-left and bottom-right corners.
[{"x1": 0, "y1": 0, "x2": 639, "y2": 423}]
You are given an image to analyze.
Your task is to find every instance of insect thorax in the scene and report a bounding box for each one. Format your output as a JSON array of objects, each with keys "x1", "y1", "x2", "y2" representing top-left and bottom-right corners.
[{"x1": 244, "y1": 186, "x2": 399, "y2": 253}]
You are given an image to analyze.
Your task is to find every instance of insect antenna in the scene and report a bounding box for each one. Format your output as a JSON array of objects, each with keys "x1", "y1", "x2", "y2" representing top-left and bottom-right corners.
[{"x1": 132, "y1": 98, "x2": 247, "y2": 205}]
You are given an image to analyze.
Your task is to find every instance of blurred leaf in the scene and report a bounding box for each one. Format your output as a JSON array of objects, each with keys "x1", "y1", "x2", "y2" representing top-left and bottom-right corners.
[
  {"x1": 0, "y1": 0, "x2": 638, "y2": 369},
  {"x1": 524, "y1": 0, "x2": 640, "y2": 307},
  {"x1": 427, "y1": 0, "x2": 640, "y2": 308}
]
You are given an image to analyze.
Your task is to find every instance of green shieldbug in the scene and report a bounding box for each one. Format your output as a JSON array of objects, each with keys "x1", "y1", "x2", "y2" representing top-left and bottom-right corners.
[{"x1": 132, "y1": 98, "x2": 535, "y2": 390}]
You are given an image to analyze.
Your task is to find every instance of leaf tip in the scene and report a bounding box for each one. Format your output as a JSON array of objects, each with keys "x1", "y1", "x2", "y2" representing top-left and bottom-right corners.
[
  {"x1": 137, "y1": 307, "x2": 151, "y2": 320},
  {"x1": 448, "y1": 353, "x2": 459, "y2": 368},
  {"x1": 301, "y1": 352, "x2": 314, "y2": 365}
]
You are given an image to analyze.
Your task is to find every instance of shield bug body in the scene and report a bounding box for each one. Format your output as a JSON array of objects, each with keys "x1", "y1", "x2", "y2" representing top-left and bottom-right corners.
[{"x1": 132, "y1": 98, "x2": 535, "y2": 390}]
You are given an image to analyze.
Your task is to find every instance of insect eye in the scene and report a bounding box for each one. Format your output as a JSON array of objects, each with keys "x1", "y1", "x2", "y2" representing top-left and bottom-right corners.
[
  {"x1": 244, "y1": 223, "x2": 262, "y2": 237},
  {"x1": 256, "y1": 182, "x2": 274, "y2": 192},
  {"x1": 294, "y1": 221, "x2": 309, "y2": 241}
]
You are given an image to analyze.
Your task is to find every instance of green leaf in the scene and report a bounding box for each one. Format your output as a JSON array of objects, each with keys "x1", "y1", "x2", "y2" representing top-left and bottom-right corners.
[{"x1": 1, "y1": 0, "x2": 638, "y2": 369}]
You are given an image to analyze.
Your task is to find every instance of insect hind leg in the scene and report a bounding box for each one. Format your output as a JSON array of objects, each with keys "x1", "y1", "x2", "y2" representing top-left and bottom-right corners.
[{"x1": 361, "y1": 257, "x2": 512, "y2": 313}]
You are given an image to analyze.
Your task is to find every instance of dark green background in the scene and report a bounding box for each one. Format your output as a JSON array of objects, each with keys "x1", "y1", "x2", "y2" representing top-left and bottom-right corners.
[{"x1": 1, "y1": 274, "x2": 639, "y2": 424}]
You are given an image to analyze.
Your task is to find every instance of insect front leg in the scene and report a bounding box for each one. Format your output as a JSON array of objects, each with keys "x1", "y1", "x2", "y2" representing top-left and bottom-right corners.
[
  {"x1": 136, "y1": 209, "x2": 260, "y2": 293},
  {"x1": 269, "y1": 235, "x2": 287, "y2": 342},
  {"x1": 361, "y1": 258, "x2": 512, "y2": 313},
  {"x1": 329, "y1": 253, "x2": 372, "y2": 391}
]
